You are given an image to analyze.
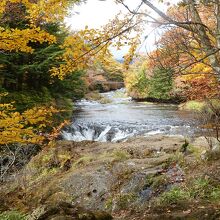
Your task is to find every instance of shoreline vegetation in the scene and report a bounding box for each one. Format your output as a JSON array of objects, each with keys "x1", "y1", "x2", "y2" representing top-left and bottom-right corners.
[{"x1": 132, "y1": 97, "x2": 183, "y2": 104}]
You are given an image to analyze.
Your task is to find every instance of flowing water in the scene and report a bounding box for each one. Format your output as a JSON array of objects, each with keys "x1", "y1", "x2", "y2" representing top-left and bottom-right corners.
[{"x1": 62, "y1": 89, "x2": 199, "y2": 142}]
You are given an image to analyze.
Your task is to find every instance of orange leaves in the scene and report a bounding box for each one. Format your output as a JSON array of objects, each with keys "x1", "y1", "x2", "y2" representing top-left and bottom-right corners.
[
  {"x1": 23, "y1": 106, "x2": 58, "y2": 126},
  {"x1": 123, "y1": 54, "x2": 149, "y2": 98},
  {"x1": 0, "y1": 110, "x2": 44, "y2": 145},
  {"x1": 1, "y1": 1, "x2": 143, "y2": 79},
  {"x1": 181, "y1": 75, "x2": 218, "y2": 100}
]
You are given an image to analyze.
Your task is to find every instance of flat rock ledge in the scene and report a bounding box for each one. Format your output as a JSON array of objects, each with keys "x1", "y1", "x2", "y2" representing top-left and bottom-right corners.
[{"x1": 1, "y1": 135, "x2": 217, "y2": 220}]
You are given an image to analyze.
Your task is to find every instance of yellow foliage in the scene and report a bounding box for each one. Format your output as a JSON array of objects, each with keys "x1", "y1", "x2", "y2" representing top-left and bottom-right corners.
[
  {"x1": 0, "y1": 27, "x2": 56, "y2": 53},
  {"x1": 123, "y1": 37, "x2": 140, "y2": 70},
  {"x1": 50, "y1": 13, "x2": 143, "y2": 79},
  {"x1": 0, "y1": 0, "x2": 67, "y2": 53},
  {"x1": 124, "y1": 54, "x2": 148, "y2": 90},
  {"x1": 101, "y1": 56, "x2": 124, "y2": 75},
  {"x1": 0, "y1": 0, "x2": 78, "y2": 23},
  {"x1": 0, "y1": 94, "x2": 59, "y2": 145},
  {"x1": 0, "y1": 0, "x2": 82, "y2": 54}
]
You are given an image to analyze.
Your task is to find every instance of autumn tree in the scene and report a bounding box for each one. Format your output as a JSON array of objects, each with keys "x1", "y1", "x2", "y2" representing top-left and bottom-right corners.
[
  {"x1": 0, "y1": 0, "x2": 81, "y2": 151},
  {"x1": 0, "y1": 0, "x2": 145, "y2": 142},
  {"x1": 124, "y1": 53, "x2": 175, "y2": 100},
  {"x1": 124, "y1": 54, "x2": 149, "y2": 98},
  {"x1": 50, "y1": 13, "x2": 143, "y2": 79},
  {"x1": 0, "y1": 94, "x2": 59, "y2": 146},
  {"x1": 145, "y1": 4, "x2": 219, "y2": 100},
  {"x1": 116, "y1": 0, "x2": 220, "y2": 85}
]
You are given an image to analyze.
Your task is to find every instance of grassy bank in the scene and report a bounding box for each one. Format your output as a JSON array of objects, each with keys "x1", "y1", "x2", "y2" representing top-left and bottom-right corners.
[{"x1": 179, "y1": 99, "x2": 220, "y2": 112}]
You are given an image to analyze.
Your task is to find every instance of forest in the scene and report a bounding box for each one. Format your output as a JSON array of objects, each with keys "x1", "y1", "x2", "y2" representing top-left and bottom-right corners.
[{"x1": 0, "y1": 0, "x2": 220, "y2": 219}]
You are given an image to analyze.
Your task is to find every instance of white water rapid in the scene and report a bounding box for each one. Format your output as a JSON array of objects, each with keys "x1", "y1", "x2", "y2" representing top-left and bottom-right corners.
[{"x1": 62, "y1": 89, "x2": 198, "y2": 142}]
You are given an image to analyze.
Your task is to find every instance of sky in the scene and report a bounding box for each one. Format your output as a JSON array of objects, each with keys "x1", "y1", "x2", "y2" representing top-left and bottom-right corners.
[{"x1": 65, "y1": 0, "x2": 179, "y2": 59}]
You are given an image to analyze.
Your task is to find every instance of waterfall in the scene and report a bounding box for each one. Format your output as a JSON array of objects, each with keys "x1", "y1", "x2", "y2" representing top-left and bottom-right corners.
[{"x1": 62, "y1": 123, "x2": 138, "y2": 143}]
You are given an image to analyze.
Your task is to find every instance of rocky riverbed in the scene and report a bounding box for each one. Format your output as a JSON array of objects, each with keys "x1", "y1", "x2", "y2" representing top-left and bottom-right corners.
[{"x1": 1, "y1": 135, "x2": 220, "y2": 219}]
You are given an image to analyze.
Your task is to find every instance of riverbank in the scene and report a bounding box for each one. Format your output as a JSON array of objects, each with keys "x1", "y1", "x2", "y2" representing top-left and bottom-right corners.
[
  {"x1": 132, "y1": 97, "x2": 183, "y2": 104},
  {"x1": 1, "y1": 135, "x2": 220, "y2": 219}
]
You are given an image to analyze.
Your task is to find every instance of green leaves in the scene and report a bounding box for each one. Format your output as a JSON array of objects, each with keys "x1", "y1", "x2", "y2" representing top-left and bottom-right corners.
[{"x1": 148, "y1": 68, "x2": 173, "y2": 100}]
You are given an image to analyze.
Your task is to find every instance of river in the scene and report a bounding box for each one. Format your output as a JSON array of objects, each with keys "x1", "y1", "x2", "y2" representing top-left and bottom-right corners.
[{"x1": 62, "y1": 89, "x2": 199, "y2": 142}]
